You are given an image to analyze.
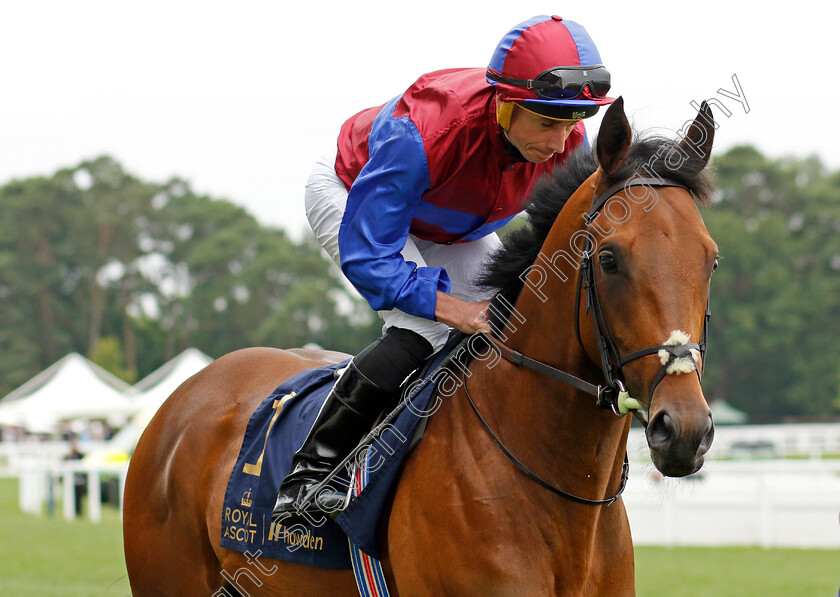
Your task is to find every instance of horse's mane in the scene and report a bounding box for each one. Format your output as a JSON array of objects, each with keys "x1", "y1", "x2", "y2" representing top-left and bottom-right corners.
[{"x1": 477, "y1": 134, "x2": 715, "y2": 329}]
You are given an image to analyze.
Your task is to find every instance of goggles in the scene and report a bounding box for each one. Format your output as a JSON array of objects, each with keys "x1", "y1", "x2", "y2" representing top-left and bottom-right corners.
[{"x1": 487, "y1": 65, "x2": 611, "y2": 100}]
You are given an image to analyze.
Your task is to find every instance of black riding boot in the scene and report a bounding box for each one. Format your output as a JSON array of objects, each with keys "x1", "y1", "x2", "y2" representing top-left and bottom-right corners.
[
  {"x1": 271, "y1": 361, "x2": 389, "y2": 517},
  {"x1": 272, "y1": 327, "x2": 434, "y2": 520}
]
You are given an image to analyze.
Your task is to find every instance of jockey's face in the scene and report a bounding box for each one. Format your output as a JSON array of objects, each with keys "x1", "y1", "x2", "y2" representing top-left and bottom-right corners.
[{"x1": 502, "y1": 101, "x2": 580, "y2": 163}]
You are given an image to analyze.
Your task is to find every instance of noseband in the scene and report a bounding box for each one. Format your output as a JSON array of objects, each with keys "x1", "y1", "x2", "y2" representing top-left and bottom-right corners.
[{"x1": 490, "y1": 175, "x2": 711, "y2": 418}]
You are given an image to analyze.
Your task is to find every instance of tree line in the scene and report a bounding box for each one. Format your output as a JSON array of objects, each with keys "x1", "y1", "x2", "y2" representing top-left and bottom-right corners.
[
  {"x1": 0, "y1": 149, "x2": 838, "y2": 422},
  {"x1": 701, "y1": 146, "x2": 840, "y2": 421},
  {"x1": 0, "y1": 156, "x2": 380, "y2": 394}
]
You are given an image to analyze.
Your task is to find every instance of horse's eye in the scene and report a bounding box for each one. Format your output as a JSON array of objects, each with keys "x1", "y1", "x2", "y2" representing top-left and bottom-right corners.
[
  {"x1": 712, "y1": 257, "x2": 720, "y2": 274},
  {"x1": 599, "y1": 251, "x2": 618, "y2": 272}
]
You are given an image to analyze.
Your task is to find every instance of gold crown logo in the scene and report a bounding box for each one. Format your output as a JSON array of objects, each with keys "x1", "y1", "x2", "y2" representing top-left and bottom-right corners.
[{"x1": 241, "y1": 488, "x2": 253, "y2": 508}]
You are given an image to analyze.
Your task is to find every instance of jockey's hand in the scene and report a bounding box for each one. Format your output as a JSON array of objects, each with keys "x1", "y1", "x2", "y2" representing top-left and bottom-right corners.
[{"x1": 434, "y1": 292, "x2": 492, "y2": 335}]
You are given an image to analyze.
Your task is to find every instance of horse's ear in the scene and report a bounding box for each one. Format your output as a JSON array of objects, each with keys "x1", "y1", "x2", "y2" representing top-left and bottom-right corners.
[
  {"x1": 596, "y1": 96, "x2": 632, "y2": 176},
  {"x1": 678, "y1": 100, "x2": 715, "y2": 170}
]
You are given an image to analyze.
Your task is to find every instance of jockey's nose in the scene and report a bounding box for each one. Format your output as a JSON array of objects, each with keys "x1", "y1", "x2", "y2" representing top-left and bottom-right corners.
[{"x1": 547, "y1": 127, "x2": 572, "y2": 154}]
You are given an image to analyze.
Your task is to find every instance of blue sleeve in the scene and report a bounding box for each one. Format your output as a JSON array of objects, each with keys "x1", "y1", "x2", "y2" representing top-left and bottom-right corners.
[{"x1": 338, "y1": 98, "x2": 451, "y2": 320}]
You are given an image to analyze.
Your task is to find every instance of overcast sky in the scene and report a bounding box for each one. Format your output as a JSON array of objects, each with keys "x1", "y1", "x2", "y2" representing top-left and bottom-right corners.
[{"x1": 1, "y1": 1, "x2": 835, "y2": 238}]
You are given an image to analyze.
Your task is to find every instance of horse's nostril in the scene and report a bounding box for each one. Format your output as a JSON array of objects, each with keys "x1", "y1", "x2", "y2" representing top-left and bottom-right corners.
[
  {"x1": 648, "y1": 412, "x2": 676, "y2": 449},
  {"x1": 699, "y1": 414, "x2": 715, "y2": 454},
  {"x1": 702, "y1": 414, "x2": 713, "y2": 436}
]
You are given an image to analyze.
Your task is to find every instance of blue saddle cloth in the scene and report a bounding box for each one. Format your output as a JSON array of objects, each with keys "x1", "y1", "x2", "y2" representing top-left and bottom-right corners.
[{"x1": 219, "y1": 334, "x2": 464, "y2": 569}]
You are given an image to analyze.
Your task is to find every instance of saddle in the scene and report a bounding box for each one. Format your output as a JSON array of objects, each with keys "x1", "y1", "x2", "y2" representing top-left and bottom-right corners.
[{"x1": 219, "y1": 332, "x2": 468, "y2": 568}]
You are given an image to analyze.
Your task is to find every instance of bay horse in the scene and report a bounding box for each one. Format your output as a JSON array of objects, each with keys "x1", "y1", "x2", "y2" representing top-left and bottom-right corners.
[{"x1": 124, "y1": 98, "x2": 718, "y2": 596}]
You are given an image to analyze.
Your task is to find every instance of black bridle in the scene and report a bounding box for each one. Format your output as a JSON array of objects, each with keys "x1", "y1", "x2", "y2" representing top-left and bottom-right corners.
[
  {"x1": 465, "y1": 175, "x2": 711, "y2": 505},
  {"x1": 574, "y1": 176, "x2": 709, "y2": 415},
  {"x1": 488, "y1": 175, "x2": 710, "y2": 416}
]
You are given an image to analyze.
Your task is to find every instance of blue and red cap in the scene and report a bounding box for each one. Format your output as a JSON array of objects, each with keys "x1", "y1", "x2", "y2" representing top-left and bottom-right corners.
[{"x1": 487, "y1": 15, "x2": 615, "y2": 121}]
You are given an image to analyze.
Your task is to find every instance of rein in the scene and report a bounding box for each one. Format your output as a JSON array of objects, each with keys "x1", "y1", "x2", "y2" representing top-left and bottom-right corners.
[{"x1": 462, "y1": 372, "x2": 629, "y2": 506}]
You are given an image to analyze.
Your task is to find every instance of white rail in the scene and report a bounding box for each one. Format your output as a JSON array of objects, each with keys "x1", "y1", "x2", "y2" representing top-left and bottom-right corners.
[
  {"x1": 18, "y1": 461, "x2": 128, "y2": 523},
  {"x1": 628, "y1": 423, "x2": 840, "y2": 461},
  {"x1": 623, "y1": 459, "x2": 840, "y2": 548}
]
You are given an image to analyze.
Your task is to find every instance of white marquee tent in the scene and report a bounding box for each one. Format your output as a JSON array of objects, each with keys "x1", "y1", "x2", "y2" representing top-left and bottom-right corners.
[
  {"x1": 126, "y1": 347, "x2": 214, "y2": 418},
  {"x1": 0, "y1": 353, "x2": 133, "y2": 433},
  {"x1": 85, "y1": 348, "x2": 215, "y2": 461}
]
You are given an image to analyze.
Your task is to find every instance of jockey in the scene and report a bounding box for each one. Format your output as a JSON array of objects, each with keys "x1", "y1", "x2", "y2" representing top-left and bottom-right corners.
[{"x1": 274, "y1": 15, "x2": 615, "y2": 518}]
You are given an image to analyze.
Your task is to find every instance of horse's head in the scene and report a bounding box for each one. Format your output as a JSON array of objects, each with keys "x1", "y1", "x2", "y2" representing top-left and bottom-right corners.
[{"x1": 580, "y1": 98, "x2": 718, "y2": 477}]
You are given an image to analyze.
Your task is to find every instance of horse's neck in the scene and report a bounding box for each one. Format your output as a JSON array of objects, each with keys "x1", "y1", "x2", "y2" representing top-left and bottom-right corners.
[{"x1": 467, "y1": 190, "x2": 630, "y2": 505}]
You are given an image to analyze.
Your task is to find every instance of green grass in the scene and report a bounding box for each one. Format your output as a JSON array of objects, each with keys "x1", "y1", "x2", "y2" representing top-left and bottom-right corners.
[
  {"x1": 0, "y1": 476, "x2": 837, "y2": 595},
  {"x1": 635, "y1": 545, "x2": 840, "y2": 596},
  {"x1": 0, "y1": 476, "x2": 130, "y2": 596}
]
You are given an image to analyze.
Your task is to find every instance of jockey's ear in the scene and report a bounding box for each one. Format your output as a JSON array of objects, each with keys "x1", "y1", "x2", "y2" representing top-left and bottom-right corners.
[{"x1": 495, "y1": 96, "x2": 515, "y2": 132}]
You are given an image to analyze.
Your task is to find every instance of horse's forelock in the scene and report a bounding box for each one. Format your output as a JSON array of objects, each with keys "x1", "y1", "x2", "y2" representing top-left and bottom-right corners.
[{"x1": 609, "y1": 135, "x2": 715, "y2": 207}]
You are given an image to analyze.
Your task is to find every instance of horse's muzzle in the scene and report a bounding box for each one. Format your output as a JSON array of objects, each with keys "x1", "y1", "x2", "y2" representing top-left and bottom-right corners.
[{"x1": 646, "y1": 407, "x2": 714, "y2": 477}]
